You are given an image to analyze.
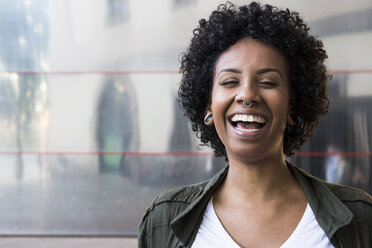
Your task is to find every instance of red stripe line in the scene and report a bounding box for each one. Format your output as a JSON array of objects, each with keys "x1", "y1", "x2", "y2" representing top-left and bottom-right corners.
[
  {"x1": 0, "y1": 151, "x2": 371, "y2": 157},
  {"x1": 330, "y1": 69, "x2": 372, "y2": 74},
  {"x1": 0, "y1": 69, "x2": 371, "y2": 75},
  {"x1": 295, "y1": 152, "x2": 372, "y2": 157},
  {"x1": 0, "y1": 70, "x2": 180, "y2": 75},
  {"x1": 0, "y1": 151, "x2": 214, "y2": 156}
]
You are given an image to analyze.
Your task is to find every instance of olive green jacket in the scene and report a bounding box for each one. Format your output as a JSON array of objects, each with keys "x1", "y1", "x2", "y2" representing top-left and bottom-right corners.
[{"x1": 138, "y1": 162, "x2": 372, "y2": 248}]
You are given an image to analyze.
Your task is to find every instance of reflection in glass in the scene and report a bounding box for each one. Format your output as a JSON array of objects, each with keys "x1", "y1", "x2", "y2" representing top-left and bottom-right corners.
[
  {"x1": 0, "y1": 0, "x2": 50, "y2": 180},
  {"x1": 96, "y1": 76, "x2": 139, "y2": 175},
  {"x1": 106, "y1": 0, "x2": 129, "y2": 25}
]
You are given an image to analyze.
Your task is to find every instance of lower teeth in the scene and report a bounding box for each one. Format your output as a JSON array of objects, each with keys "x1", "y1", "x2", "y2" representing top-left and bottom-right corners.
[{"x1": 235, "y1": 127, "x2": 259, "y2": 132}]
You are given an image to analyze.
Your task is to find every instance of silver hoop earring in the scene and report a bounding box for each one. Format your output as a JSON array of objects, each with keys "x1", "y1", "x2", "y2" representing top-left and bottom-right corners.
[
  {"x1": 204, "y1": 113, "x2": 213, "y2": 125},
  {"x1": 242, "y1": 101, "x2": 253, "y2": 108}
]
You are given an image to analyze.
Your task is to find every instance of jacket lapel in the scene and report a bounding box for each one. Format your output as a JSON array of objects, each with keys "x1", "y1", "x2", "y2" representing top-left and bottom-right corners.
[
  {"x1": 170, "y1": 166, "x2": 229, "y2": 246},
  {"x1": 288, "y1": 162, "x2": 353, "y2": 240}
]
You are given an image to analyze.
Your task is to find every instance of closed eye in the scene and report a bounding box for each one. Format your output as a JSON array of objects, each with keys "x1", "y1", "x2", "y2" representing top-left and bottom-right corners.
[
  {"x1": 219, "y1": 79, "x2": 239, "y2": 87},
  {"x1": 258, "y1": 81, "x2": 278, "y2": 88}
]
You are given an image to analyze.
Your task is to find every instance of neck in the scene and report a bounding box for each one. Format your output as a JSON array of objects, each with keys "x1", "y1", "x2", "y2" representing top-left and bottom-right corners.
[{"x1": 219, "y1": 153, "x2": 297, "y2": 204}]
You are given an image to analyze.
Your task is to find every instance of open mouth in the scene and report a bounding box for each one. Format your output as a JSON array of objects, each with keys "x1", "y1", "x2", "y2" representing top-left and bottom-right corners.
[{"x1": 230, "y1": 114, "x2": 267, "y2": 132}]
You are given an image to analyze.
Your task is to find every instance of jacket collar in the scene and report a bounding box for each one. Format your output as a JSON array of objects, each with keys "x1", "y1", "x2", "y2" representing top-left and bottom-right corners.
[
  {"x1": 170, "y1": 166, "x2": 229, "y2": 246},
  {"x1": 170, "y1": 162, "x2": 354, "y2": 246},
  {"x1": 287, "y1": 162, "x2": 353, "y2": 239}
]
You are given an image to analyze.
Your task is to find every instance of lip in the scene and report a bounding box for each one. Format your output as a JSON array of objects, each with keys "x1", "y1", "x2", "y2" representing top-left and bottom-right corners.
[{"x1": 228, "y1": 110, "x2": 269, "y2": 138}]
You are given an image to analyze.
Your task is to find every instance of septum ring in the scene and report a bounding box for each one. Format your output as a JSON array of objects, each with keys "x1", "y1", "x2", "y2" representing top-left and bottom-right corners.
[{"x1": 242, "y1": 101, "x2": 254, "y2": 108}]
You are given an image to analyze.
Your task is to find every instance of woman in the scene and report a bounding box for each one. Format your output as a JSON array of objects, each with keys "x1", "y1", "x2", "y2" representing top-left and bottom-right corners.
[{"x1": 138, "y1": 2, "x2": 372, "y2": 247}]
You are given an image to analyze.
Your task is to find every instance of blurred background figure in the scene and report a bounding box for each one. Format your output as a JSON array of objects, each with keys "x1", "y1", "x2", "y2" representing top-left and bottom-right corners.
[
  {"x1": 325, "y1": 145, "x2": 350, "y2": 184},
  {"x1": 96, "y1": 77, "x2": 139, "y2": 176}
]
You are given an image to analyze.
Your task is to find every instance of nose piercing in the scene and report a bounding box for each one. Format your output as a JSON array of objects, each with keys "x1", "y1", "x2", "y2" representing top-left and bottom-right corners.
[{"x1": 242, "y1": 101, "x2": 253, "y2": 108}]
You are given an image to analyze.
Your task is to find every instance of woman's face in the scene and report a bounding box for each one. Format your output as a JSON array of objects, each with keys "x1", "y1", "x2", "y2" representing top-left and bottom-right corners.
[{"x1": 209, "y1": 38, "x2": 291, "y2": 163}]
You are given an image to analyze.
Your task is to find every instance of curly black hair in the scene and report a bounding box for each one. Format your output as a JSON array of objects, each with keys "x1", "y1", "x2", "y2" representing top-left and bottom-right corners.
[{"x1": 178, "y1": 1, "x2": 330, "y2": 158}]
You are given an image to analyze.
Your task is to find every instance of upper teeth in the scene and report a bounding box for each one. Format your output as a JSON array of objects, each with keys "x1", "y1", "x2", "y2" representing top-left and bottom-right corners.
[{"x1": 231, "y1": 114, "x2": 266, "y2": 123}]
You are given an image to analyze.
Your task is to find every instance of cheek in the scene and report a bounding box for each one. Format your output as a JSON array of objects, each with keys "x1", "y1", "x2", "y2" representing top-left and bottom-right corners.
[
  {"x1": 210, "y1": 89, "x2": 232, "y2": 138},
  {"x1": 211, "y1": 90, "x2": 233, "y2": 116},
  {"x1": 273, "y1": 96, "x2": 290, "y2": 125}
]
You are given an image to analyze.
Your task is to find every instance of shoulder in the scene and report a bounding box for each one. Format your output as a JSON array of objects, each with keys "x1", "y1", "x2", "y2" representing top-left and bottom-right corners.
[
  {"x1": 138, "y1": 180, "x2": 209, "y2": 246},
  {"x1": 141, "y1": 180, "x2": 208, "y2": 225},
  {"x1": 138, "y1": 166, "x2": 228, "y2": 247},
  {"x1": 151, "y1": 180, "x2": 208, "y2": 208},
  {"x1": 290, "y1": 162, "x2": 372, "y2": 206},
  {"x1": 147, "y1": 180, "x2": 209, "y2": 215},
  {"x1": 321, "y1": 179, "x2": 372, "y2": 225},
  {"x1": 289, "y1": 163, "x2": 372, "y2": 225},
  {"x1": 323, "y1": 181, "x2": 372, "y2": 205},
  {"x1": 142, "y1": 166, "x2": 228, "y2": 219}
]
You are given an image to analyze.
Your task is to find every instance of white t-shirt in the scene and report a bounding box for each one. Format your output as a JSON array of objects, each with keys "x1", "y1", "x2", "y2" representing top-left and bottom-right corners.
[{"x1": 192, "y1": 199, "x2": 335, "y2": 248}]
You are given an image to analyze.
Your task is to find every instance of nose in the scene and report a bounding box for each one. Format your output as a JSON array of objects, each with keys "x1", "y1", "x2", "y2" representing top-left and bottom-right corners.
[{"x1": 235, "y1": 79, "x2": 261, "y2": 105}]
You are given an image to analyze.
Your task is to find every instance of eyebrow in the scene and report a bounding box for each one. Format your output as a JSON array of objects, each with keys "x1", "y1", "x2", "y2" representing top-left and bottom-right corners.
[
  {"x1": 256, "y1": 68, "x2": 283, "y2": 79},
  {"x1": 217, "y1": 68, "x2": 242, "y2": 76},
  {"x1": 217, "y1": 67, "x2": 283, "y2": 79}
]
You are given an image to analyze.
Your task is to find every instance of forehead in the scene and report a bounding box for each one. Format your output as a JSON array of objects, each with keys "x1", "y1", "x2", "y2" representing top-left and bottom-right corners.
[{"x1": 214, "y1": 38, "x2": 288, "y2": 77}]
